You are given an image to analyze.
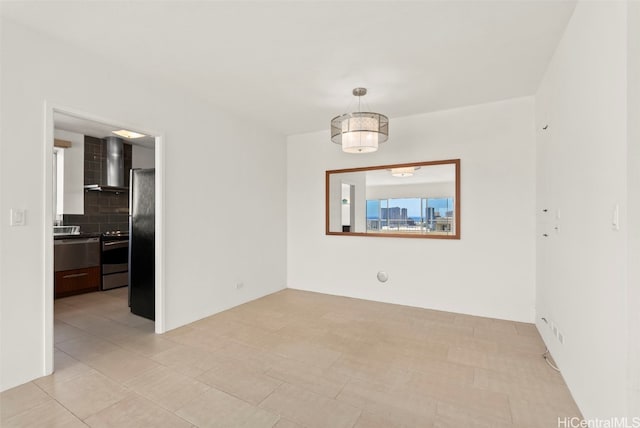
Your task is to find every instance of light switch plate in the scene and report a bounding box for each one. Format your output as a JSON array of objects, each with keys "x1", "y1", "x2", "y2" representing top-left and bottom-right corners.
[{"x1": 10, "y1": 209, "x2": 26, "y2": 226}]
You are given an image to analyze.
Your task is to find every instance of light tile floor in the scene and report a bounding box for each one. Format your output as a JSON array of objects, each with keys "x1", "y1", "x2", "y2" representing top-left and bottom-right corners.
[{"x1": 0, "y1": 288, "x2": 581, "y2": 427}]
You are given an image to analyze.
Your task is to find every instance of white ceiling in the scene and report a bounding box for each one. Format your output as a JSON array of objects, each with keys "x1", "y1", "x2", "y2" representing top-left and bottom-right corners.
[{"x1": 2, "y1": 1, "x2": 576, "y2": 136}]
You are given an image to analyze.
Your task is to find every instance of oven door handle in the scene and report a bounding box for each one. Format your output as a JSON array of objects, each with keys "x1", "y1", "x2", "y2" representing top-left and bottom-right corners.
[{"x1": 103, "y1": 240, "x2": 129, "y2": 249}]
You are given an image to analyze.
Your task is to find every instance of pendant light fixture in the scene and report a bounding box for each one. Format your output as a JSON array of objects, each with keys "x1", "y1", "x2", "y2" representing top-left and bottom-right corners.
[{"x1": 331, "y1": 88, "x2": 389, "y2": 154}]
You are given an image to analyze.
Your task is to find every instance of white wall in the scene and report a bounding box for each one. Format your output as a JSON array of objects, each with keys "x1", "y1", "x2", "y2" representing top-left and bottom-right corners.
[
  {"x1": 329, "y1": 173, "x2": 365, "y2": 232},
  {"x1": 341, "y1": 183, "x2": 350, "y2": 226},
  {"x1": 54, "y1": 149, "x2": 64, "y2": 217},
  {"x1": 0, "y1": 20, "x2": 286, "y2": 391},
  {"x1": 627, "y1": 1, "x2": 640, "y2": 418},
  {"x1": 288, "y1": 97, "x2": 536, "y2": 322},
  {"x1": 54, "y1": 129, "x2": 84, "y2": 215},
  {"x1": 535, "y1": 1, "x2": 630, "y2": 419},
  {"x1": 132, "y1": 144, "x2": 155, "y2": 169},
  {"x1": 337, "y1": 173, "x2": 366, "y2": 232}
]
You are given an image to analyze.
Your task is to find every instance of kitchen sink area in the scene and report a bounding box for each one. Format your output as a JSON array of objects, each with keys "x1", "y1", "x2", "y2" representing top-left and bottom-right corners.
[{"x1": 53, "y1": 225, "x2": 80, "y2": 236}]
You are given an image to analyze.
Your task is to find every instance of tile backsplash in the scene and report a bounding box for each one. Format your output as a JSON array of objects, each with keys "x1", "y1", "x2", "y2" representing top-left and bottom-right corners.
[{"x1": 63, "y1": 136, "x2": 132, "y2": 233}]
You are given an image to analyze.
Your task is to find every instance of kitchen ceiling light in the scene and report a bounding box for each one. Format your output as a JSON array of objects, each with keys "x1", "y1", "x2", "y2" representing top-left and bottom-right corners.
[
  {"x1": 112, "y1": 129, "x2": 146, "y2": 139},
  {"x1": 331, "y1": 88, "x2": 388, "y2": 154},
  {"x1": 390, "y1": 166, "x2": 420, "y2": 177}
]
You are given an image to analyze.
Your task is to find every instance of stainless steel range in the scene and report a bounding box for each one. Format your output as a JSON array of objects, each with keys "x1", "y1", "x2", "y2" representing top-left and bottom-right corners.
[{"x1": 101, "y1": 231, "x2": 129, "y2": 290}]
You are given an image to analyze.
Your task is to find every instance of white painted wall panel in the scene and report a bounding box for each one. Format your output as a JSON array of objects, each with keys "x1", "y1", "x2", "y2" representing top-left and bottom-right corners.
[
  {"x1": 54, "y1": 129, "x2": 84, "y2": 215},
  {"x1": 535, "y1": 1, "x2": 629, "y2": 419},
  {"x1": 627, "y1": 1, "x2": 640, "y2": 418}
]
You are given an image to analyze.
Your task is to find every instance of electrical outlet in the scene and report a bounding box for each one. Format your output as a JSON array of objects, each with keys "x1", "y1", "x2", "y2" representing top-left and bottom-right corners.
[{"x1": 235, "y1": 282, "x2": 244, "y2": 290}]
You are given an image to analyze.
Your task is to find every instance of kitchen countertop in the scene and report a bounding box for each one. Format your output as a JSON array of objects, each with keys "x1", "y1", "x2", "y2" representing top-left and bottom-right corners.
[{"x1": 54, "y1": 232, "x2": 102, "y2": 240}]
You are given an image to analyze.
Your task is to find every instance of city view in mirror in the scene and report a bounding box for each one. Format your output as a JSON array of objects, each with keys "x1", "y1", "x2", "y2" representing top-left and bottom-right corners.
[{"x1": 326, "y1": 160, "x2": 460, "y2": 239}]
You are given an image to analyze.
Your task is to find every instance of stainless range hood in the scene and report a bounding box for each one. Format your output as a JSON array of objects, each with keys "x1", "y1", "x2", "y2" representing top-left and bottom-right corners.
[{"x1": 84, "y1": 137, "x2": 128, "y2": 193}]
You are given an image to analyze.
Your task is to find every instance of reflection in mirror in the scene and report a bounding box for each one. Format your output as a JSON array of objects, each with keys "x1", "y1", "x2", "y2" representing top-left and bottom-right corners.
[{"x1": 326, "y1": 159, "x2": 460, "y2": 239}]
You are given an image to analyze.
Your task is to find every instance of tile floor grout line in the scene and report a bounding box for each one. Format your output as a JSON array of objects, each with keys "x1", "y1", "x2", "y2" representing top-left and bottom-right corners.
[
  {"x1": 507, "y1": 394, "x2": 517, "y2": 425},
  {"x1": 255, "y1": 379, "x2": 286, "y2": 408},
  {"x1": 29, "y1": 381, "x2": 91, "y2": 427}
]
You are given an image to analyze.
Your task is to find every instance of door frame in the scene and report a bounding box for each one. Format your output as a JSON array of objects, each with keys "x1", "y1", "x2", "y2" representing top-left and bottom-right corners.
[{"x1": 43, "y1": 103, "x2": 166, "y2": 375}]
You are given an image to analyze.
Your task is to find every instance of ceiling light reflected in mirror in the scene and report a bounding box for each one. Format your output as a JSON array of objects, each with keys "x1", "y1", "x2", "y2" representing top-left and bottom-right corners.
[{"x1": 390, "y1": 166, "x2": 420, "y2": 177}]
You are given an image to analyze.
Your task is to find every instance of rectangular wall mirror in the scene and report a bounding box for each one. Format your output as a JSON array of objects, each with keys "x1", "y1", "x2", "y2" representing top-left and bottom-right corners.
[{"x1": 326, "y1": 159, "x2": 460, "y2": 239}]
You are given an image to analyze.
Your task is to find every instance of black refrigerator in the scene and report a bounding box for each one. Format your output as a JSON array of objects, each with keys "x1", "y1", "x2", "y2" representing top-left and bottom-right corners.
[{"x1": 129, "y1": 168, "x2": 155, "y2": 320}]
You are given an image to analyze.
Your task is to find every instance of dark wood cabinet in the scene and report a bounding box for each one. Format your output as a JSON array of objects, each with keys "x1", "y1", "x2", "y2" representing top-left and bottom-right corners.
[{"x1": 55, "y1": 266, "x2": 100, "y2": 298}]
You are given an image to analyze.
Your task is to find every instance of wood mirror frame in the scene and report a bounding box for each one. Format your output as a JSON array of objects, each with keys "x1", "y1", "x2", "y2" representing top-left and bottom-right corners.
[{"x1": 325, "y1": 159, "x2": 460, "y2": 239}]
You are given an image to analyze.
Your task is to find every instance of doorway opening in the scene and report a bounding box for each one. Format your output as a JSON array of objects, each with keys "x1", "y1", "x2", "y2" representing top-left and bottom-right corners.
[{"x1": 44, "y1": 106, "x2": 165, "y2": 375}]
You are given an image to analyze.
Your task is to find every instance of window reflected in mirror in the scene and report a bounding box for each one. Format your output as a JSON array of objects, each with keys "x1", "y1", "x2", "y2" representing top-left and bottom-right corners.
[{"x1": 326, "y1": 159, "x2": 460, "y2": 239}]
